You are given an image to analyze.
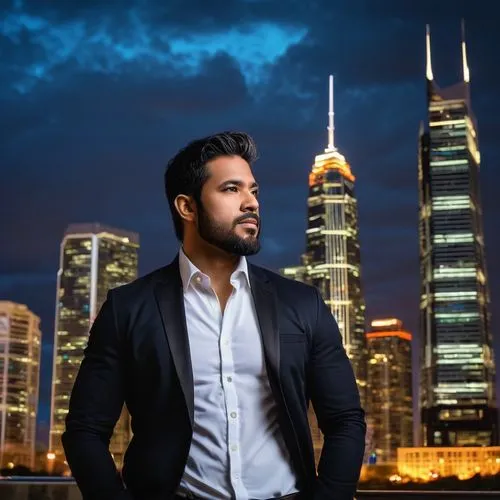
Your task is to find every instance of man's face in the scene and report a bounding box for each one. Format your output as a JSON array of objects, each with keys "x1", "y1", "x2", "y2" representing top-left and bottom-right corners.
[{"x1": 196, "y1": 155, "x2": 260, "y2": 256}]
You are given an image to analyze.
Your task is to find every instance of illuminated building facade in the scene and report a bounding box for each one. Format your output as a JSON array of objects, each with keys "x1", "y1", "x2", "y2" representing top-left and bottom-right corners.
[
  {"x1": 0, "y1": 302, "x2": 41, "y2": 469},
  {"x1": 281, "y1": 75, "x2": 367, "y2": 462},
  {"x1": 419, "y1": 25, "x2": 497, "y2": 446},
  {"x1": 366, "y1": 318, "x2": 413, "y2": 464},
  {"x1": 398, "y1": 446, "x2": 500, "y2": 481},
  {"x1": 49, "y1": 223, "x2": 139, "y2": 467}
]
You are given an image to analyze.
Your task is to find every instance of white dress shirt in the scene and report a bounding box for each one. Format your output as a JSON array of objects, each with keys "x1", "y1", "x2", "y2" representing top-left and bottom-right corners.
[{"x1": 177, "y1": 248, "x2": 298, "y2": 500}]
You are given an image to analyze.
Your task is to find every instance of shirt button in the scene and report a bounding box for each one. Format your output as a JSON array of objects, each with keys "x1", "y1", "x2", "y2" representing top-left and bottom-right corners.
[
  {"x1": 230, "y1": 411, "x2": 237, "y2": 419},
  {"x1": 227, "y1": 376, "x2": 232, "y2": 382},
  {"x1": 234, "y1": 473, "x2": 240, "y2": 480},
  {"x1": 231, "y1": 444, "x2": 238, "y2": 452}
]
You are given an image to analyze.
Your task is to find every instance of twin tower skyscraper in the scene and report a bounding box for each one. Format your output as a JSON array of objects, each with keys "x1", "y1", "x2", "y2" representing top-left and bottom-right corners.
[
  {"x1": 48, "y1": 24, "x2": 496, "y2": 469},
  {"x1": 419, "y1": 24, "x2": 496, "y2": 446}
]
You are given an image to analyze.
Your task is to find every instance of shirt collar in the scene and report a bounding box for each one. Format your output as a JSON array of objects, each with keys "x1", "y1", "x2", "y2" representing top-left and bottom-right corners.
[{"x1": 178, "y1": 247, "x2": 250, "y2": 292}]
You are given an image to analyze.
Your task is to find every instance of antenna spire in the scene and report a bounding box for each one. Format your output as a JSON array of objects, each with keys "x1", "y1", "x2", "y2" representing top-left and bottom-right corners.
[
  {"x1": 461, "y1": 19, "x2": 470, "y2": 83},
  {"x1": 327, "y1": 74, "x2": 336, "y2": 151},
  {"x1": 426, "y1": 24, "x2": 434, "y2": 81}
]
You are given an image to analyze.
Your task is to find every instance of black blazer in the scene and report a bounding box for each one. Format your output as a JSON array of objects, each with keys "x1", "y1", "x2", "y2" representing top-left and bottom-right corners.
[{"x1": 62, "y1": 257, "x2": 366, "y2": 500}]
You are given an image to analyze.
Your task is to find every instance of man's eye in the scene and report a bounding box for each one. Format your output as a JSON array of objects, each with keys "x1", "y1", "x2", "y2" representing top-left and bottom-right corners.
[
  {"x1": 252, "y1": 190, "x2": 259, "y2": 198},
  {"x1": 224, "y1": 186, "x2": 238, "y2": 192}
]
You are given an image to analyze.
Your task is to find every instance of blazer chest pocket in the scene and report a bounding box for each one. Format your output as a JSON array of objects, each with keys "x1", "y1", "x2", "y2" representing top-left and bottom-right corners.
[{"x1": 280, "y1": 333, "x2": 306, "y2": 343}]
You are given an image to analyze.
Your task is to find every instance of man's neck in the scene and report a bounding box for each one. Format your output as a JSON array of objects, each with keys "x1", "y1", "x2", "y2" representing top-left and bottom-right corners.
[{"x1": 182, "y1": 243, "x2": 240, "y2": 285}]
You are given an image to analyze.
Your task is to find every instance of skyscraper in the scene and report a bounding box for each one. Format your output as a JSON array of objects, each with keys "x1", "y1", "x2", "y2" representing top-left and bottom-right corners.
[
  {"x1": 282, "y1": 75, "x2": 366, "y2": 399},
  {"x1": 366, "y1": 318, "x2": 413, "y2": 464},
  {"x1": 419, "y1": 24, "x2": 497, "y2": 446},
  {"x1": 0, "y1": 302, "x2": 41, "y2": 469},
  {"x1": 305, "y1": 76, "x2": 366, "y2": 401},
  {"x1": 49, "y1": 223, "x2": 139, "y2": 467},
  {"x1": 281, "y1": 76, "x2": 367, "y2": 461}
]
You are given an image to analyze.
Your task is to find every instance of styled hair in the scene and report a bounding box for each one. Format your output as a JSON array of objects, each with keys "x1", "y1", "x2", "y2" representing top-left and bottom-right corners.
[{"x1": 164, "y1": 131, "x2": 258, "y2": 241}]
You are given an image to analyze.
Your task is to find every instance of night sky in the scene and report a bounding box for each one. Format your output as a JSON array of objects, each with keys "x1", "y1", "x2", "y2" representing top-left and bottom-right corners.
[{"x1": 2, "y1": 0, "x2": 499, "y2": 448}]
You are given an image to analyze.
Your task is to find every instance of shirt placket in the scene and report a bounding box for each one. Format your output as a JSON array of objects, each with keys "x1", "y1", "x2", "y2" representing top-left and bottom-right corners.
[{"x1": 219, "y1": 287, "x2": 247, "y2": 499}]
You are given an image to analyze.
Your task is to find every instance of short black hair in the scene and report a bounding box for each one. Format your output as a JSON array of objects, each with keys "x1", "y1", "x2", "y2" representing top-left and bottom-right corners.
[{"x1": 164, "y1": 131, "x2": 258, "y2": 241}]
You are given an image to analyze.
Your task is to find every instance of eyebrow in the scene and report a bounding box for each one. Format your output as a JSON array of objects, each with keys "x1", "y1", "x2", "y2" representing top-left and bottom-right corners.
[{"x1": 219, "y1": 180, "x2": 259, "y2": 190}]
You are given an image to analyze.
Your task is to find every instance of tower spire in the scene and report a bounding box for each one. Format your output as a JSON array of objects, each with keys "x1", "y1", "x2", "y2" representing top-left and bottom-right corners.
[
  {"x1": 461, "y1": 19, "x2": 470, "y2": 83},
  {"x1": 426, "y1": 24, "x2": 434, "y2": 81},
  {"x1": 327, "y1": 74, "x2": 336, "y2": 151}
]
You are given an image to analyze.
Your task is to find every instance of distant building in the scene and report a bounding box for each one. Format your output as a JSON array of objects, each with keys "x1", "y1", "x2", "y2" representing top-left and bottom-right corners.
[
  {"x1": 366, "y1": 318, "x2": 413, "y2": 464},
  {"x1": 280, "y1": 75, "x2": 367, "y2": 463},
  {"x1": 419, "y1": 25, "x2": 497, "y2": 446},
  {"x1": 49, "y1": 223, "x2": 139, "y2": 468},
  {"x1": 0, "y1": 302, "x2": 41, "y2": 469},
  {"x1": 398, "y1": 446, "x2": 500, "y2": 480}
]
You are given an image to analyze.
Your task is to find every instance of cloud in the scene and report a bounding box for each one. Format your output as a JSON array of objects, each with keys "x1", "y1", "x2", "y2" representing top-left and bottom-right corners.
[
  {"x1": 167, "y1": 22, "x2": 308, "y2": 85},
  {"x1": 1, "y1": 2, "x2": 308, "y2": 94}
]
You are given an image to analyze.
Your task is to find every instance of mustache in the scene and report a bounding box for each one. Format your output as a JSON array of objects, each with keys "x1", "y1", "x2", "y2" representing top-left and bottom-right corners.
[{"x1": 234, "y1": 213, "x2": 260, "y2": 226}]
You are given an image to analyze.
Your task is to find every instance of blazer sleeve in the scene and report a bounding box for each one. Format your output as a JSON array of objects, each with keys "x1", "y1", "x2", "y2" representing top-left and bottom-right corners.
[
  {"x1": 309, "y1": 287, "x2": 366, "y2": 500},
  {"x1": 61, "y1": 290, "x2": 133, "y2": 500}
]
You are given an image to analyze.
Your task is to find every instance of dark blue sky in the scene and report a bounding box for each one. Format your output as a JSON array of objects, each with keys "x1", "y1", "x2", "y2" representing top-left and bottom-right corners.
[{"x1": 1, "y1": 0, "x2": 499, "y2": 447}]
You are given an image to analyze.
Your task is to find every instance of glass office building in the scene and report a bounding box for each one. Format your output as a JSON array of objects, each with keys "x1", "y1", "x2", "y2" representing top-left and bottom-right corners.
[
  {"x1": 49, "y1": 223, "x2": 139, "y2": 468},
  {"x1": 281, "y1": 76, "x2": 367, "y2": 462},
  {"x1": 366, "y1": 318, "x2": 413, "y2": 463},
  {"x1": 0, "y1": 302, "x2": 41, "y2": 469},
  {"x1": 419, "y1": 25, "x2": 497, "y2": 446}
]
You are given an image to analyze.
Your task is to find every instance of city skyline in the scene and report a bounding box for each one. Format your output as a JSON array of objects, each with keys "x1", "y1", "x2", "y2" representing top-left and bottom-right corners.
[{"x1": 2, "y1": 1, "x2": 500, "y2": 447}]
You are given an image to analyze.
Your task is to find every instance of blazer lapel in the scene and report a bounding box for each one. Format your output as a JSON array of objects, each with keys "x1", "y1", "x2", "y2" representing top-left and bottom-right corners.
[
  {"x1": 154, "y1": 258, "x2": 194, "y2": 427},
  {"x1": 249, "y1": 266, "x2": 280, "y2": 384}
]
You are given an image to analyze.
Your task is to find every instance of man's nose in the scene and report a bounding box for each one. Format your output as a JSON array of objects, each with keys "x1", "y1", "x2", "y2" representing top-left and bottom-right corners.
[{"x1": 242, "y1": 191, "x2": 259, "y2": 212}]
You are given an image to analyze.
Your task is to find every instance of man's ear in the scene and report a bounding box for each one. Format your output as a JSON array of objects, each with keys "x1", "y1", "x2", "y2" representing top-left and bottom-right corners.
[{"x1": 174, "y1": 195, "x2": 197, "y2": 223}]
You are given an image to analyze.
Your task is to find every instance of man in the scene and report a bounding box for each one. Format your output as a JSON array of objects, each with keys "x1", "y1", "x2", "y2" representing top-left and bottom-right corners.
[{"x1": 62, "y1": 132, "x2": 366, "y2": 500}]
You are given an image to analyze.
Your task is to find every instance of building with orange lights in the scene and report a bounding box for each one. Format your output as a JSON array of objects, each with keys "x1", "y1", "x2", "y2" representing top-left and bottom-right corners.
[
  {"x1": 49, "y1": 223, "x2": 139, "y2": 469},
  {"x1": 365, "y1": 318, "x2": 413, "y2": 464},
  {"x1": 398, "y1": 446, "x2": 500, "y2": 481},
  {"x1": 419, "y1": 25, "x2": 497, "y2": 447},
  {"x1": 0, "y1": 302, "x2": 41, "y2": 469},
  {"x1": 281, "y1": 76, "x2": 367, "y2": 461}
]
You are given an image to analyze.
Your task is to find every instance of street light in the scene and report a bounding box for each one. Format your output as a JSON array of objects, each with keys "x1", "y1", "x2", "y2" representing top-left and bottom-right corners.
[{"x1": 46, "y1": 452, "x2": 56, "y2": 475}]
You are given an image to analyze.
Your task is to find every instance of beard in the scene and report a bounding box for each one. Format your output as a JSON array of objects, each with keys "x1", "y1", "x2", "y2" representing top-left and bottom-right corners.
[{"x1": 197, "y1": 206, "x2": 261, "y2": 256}]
